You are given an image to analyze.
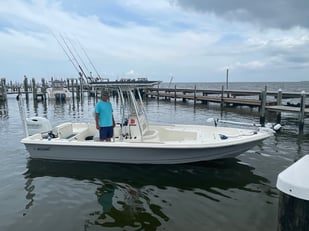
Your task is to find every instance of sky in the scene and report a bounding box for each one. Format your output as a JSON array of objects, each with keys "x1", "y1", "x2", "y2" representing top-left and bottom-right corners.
[{"x1": 0, "y1": 0, "x2": 309, "y2": 83}]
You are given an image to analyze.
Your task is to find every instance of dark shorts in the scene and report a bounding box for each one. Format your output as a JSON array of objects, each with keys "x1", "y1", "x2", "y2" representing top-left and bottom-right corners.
[{"x1": 99, "y1": 126, "x2": 114, "y2": 140}]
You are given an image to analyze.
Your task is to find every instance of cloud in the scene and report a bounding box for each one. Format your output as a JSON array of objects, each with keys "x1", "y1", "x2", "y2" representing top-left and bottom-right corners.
[
  {"x1": 0, "y1": 0, "x2": 308, "y2": 82},
  {"x1": 172, "y1": 0, "x2": 309, "y2": 29},
  {"x1": 229, "y1": 61, "x2": 266, "y2": 70}
]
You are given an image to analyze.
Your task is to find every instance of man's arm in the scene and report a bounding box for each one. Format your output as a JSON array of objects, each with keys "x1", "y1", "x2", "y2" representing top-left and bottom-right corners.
[
  {"x1": 95, "y1": 113, "x2": 100, "y2": 129},
  {"x1": 112, "y1": 115, "x2": 115, "y2": 127}
]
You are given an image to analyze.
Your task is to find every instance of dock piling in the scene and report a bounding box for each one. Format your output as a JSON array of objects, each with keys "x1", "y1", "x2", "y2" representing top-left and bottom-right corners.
[
  {"x1": 259, "y1": 86, "x2": 267, "y2": 125},
  {"x1": 174, "y1": 85, "x2": 177, "y2": 105},
  {"x1": 220, "y1": 85, "x2": 224, "y2": 108},
  {"x1": 299, "y1": 91, "x2": 306, "y2": 132},
  {"x1": 276, "y1": 89, "x2": 282, "y2": 123},
  {"x1": 32, "y1": 78, "x2": 37, "y2": 101},
  {"x1": 194, "y1": 85, "x2": 197, "y2": 107},
  {"x1": 23, "y1": 75, "x2": 29, "y2": 101}
]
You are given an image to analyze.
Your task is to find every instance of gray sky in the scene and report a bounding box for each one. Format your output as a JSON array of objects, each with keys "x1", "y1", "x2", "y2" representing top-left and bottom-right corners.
[
  {"x1": 174, "y1": 0, "x2": 309, "y2": 29},
  {"x1": 0, "y1": 0, "x2": 308, "y2": 83}
]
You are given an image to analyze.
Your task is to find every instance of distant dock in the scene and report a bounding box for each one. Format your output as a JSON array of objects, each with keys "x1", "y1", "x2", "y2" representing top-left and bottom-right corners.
[
  {"x1": 146, "y1": 86, "x2": 309, "y2": 132},
  {"x1": 2, "y1": 76, "x2": 308, "y2": 132}
]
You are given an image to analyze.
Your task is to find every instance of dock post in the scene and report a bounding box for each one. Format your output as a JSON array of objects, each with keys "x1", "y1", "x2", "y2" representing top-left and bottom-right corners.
[
  {"x1": 32, "y1": 78, "x2": 37, "y2": 101},
  {"x1": 0, "y1": 78, "x2": 7, "y2": 101},
  {"x1": 71, "y1": 79, "x2": 75, "y2": 99},
  {"x1": 299, "y1": 91, "x2": 306, "y2": 133},
  {"x1": 226, "y1": 68, "x2": 230, "y2": 98},
  {"x1": 80, "y1": 77, "x2": 83, "y2": 100},
  {"x1": 220, "y1": 85, "x2": 224, "y2": 108},
  {"x1": 276, "y1": 89, "x2": 282, "y2": 123},
  {"x1": 41, "y1": 78, "x2": 47, "y2": 101},
  {"x1": 157, "y1": 84, "x2": 159, "y2": 101},
  {"x1": 174, "y1": 85, "x2": 176, "y2": 105},
  {"x1": 259, "y1": 86, "x2": 267, "y2": 125},
  {"x1": 194, "y1": 85, "x2": 197, "y2": 107},
  {"x1": 76, "y1": 79, "x2": 80, "y2": 100},
  {"x1": 23, "y1": 75, "x2": 29, "y2": 101}
]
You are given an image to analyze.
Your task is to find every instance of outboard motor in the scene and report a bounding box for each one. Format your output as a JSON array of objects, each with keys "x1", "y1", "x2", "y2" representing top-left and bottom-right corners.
[{"x1": 26, "y1": 117, "x2": 52, "y2": 136}]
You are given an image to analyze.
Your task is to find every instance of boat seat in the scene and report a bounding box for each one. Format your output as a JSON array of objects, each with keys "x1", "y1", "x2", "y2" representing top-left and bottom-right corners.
[{"x1": 57, "y1": 123, "x2": 76, "y2": 139}]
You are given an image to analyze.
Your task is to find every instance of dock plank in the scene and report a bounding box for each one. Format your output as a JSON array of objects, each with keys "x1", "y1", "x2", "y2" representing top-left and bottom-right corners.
[{"x1": 266, "y1": 105, "x2": 309, "y2": 115}]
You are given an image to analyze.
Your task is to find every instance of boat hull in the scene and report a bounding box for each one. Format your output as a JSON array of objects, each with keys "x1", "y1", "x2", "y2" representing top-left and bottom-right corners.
[{"x1": 23, "y1": 139, "x2": 263, "y2": 164}]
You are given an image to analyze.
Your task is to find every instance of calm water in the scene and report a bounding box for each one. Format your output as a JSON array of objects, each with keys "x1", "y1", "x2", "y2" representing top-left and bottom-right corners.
[{"x1": 0, "y1": 82, "x2": 309, "y2": 231}]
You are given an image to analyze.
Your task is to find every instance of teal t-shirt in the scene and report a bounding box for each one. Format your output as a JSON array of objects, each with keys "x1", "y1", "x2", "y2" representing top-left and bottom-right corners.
[{"x1": 95, "y1": 100, "x2": 113, "y2": 127}]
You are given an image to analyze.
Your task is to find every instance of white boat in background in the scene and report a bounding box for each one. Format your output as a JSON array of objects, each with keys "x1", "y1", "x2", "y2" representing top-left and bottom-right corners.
[
  {"x1": 20, "y1": 82, "x2": 276, "y2": 164},
  {"x1": 46, "y1": 80, "x2": 71, "y2": 101}
]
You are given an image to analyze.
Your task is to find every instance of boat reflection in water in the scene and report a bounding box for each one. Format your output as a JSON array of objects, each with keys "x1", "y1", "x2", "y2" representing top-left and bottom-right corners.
[{"x1": 23, "y1": 158, "x2": 270, "y2": 230}]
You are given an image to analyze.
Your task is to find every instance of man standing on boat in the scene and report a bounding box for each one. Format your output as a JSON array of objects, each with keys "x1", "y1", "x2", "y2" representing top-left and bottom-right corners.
[{"x1": 95, "y1": 91, "x2": 115, "y2": 142}]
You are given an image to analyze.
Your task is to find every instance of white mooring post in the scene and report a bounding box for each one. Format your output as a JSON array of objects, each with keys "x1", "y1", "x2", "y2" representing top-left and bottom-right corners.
[{"x1": 276, "y1": 155, "x2": 309, "y2": 230}]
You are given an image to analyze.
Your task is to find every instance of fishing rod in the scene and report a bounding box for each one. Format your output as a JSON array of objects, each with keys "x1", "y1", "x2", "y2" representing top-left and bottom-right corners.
[
  {"x1": 51, "y1": 31, "x2": 80, "y2": 75},
  {"x1": 60, "y1": 34, "x2": 89, "y2": 83},
  {"x1": 77, "y1": 40, "x2": 101, "y2": 79},
  {"x1": 67, "y1": 37, "x2": 91, "y2": 76}
]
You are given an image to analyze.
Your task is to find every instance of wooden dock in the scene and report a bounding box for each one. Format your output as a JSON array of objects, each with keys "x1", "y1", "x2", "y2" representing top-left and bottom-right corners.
[{"x1": 146, "y1": 86, "x2": 309, "y2": 131}]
